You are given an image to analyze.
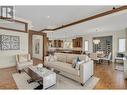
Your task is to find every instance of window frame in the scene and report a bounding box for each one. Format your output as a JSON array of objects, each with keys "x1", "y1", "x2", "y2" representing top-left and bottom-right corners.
[
  {"x1": 118, "y1": 38, "x2": 126, "y2": 53},
  {"x1": 84, "y1": 40, "x2": 89, "y2": 51}
]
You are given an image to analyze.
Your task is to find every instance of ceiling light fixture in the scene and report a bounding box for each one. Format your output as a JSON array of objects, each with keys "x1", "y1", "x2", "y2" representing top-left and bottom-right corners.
[
  {"x1": 93, "y1": 39, "x2": 100, "y2": 44},
  {"x1": 47, "y1": 16, "x2": 50, "y2": 18}
]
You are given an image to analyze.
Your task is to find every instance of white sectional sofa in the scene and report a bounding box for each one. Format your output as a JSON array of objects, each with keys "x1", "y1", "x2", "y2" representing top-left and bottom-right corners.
[{"x1": 44, "y1": 53, "x2": 94, "y2": 85}]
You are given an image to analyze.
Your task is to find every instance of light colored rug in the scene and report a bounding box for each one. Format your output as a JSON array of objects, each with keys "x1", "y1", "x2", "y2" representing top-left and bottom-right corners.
[{"x1": 12, "y1": 72, "x2": 99, "y2": 90}]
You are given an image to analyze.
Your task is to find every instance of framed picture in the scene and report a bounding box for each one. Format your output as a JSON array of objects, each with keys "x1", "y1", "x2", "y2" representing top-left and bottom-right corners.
[
  {"x1": 0, "y1": 35, "x2": 20, "y2": 50},
  {"x1": 32, "y1": 35, "x2": 43, "y2": 60},
  {"x1": 35, "y1": 39, "x2": 40, "y2": 54}
]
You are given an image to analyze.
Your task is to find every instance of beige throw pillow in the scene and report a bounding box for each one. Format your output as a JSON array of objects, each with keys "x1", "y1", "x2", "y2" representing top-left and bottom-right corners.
[{"x1": 19, "y1": 55, "x2": 28, "y2": 63}]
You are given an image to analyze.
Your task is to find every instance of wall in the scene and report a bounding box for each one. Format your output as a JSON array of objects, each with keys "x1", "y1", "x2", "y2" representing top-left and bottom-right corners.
[
  {"x1": 0, "y1": 29, "x2": 28, "y2": 68},
  {"x1": 83, "y1": 29, "x2": 126, "y2": 62}
]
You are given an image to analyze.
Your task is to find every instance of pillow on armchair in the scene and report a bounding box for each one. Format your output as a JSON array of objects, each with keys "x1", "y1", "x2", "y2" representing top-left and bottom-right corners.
[{"x1": 18, "y1": 54, "x2": 28, "y2": 63}]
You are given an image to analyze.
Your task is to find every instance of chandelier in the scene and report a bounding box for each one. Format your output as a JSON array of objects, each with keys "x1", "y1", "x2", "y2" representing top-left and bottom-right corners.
[{"x1": 93, "y1": 39, "x2": 100, "y2": 44}]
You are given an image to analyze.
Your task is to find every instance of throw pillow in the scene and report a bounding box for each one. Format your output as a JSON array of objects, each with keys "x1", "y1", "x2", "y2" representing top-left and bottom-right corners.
[
  {"x1": 48, "y1": 55, "x2": 57, "y2": 62},
  {"x1": 53, "y1": 55, "x2": 57, "y2": 61},
  {"x1": 75, "y1": 60, "x2": 85, "y2": 70},
  {"x1": 76, "y1": 57, "x2": 80, "y2": 62},
  {"x1": 19, "y1": 55, "x2": 28, "y2": 63},
  {"x1": 44, "y1": 56, "x2": 49, "y2": 62},
  {"x1": 49, "y1": 55, "x2": 55, "y2": 62},
  {"x1": 72, "y1": 59, "x2": 77, "y2": 68}
]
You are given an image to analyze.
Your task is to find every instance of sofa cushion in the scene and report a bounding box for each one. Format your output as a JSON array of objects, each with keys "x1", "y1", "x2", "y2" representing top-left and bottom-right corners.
[
  {"x1": 49, "y1": 55, "x2": 57, "y2": 62},
  {"x1": 45, "y1": 61, "x2": 80, "y2": 76}
]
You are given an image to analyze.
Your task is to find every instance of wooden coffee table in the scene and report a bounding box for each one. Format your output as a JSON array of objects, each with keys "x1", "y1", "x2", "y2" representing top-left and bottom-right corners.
[{"x1": 24, "y1": 66, "x2": 56, "y2": 89}]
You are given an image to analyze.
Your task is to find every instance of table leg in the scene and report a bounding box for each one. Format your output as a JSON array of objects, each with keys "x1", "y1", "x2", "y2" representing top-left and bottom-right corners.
[{"x1": 34, "y1": 84, "x2": 43, "y2": 89}]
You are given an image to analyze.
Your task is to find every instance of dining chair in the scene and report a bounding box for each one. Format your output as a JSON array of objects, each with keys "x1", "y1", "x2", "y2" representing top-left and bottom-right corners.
[{"x1": 99, "y1": 52, "x2": 112, "y2": 65}]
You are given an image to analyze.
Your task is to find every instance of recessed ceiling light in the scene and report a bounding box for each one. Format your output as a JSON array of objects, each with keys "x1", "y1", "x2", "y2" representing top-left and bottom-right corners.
[{"x1": 47, "y1": 16, "x2": 50, "y2": 18}]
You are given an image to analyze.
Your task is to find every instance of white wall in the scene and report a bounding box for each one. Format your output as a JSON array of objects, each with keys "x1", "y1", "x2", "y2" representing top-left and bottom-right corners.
[
  {"x1": 83, "y1": 29, "x2": 126, "y2": 62},
  {"x1": 0, "y1": 29, "x2": 28, "y2": 68}
]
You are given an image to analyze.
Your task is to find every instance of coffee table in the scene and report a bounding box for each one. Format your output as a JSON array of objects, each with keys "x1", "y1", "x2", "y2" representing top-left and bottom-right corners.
[{"x1": 24, "y1": 66, "x2": 56, "y2": 89}]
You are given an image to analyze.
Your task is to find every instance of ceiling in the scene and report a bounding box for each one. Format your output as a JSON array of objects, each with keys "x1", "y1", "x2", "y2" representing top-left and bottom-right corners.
[
  {"x1": 15, "y1": 6, "x2": 127, "y2": 39},
  {"x1": 47, "y1": 9, "x2": 127, "y2": 39},
  {"x1": 15, "y1": 6, "x2": 118, "y2": 31}
]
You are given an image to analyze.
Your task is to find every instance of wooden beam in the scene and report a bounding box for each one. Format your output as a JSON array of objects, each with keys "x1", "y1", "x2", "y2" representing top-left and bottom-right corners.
[
  {"x1": 0, "y1": 17, "x2": 28, "y2": 33},
  {"x1": 0, "y1": 26, "x2": 27, "y2": 33},
  {"x1": 25, "y1": 23, "x2": 28, "y2": 32},
  {"x1": 40, "y1": 6, "x2": 127, "y2": 32},
  {"x1": 0, "y1": 16, "x2": 27, "y2": 24}
]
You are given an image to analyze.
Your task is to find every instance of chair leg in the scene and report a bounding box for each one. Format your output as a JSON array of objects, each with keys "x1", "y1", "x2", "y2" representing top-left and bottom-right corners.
[
  {"x1": 108, "y1": 60, "x2": 110, "y2": 65},
  {"x1": 18, "y1": 70, "x2": 21, "y2": 73},
  {"x1": 81, "y1": 83, "x2": 84, "y2": 86}
]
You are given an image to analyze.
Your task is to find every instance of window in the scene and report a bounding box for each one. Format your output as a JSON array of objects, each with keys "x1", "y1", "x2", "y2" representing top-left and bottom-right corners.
[
  {"x1": 118, "y1": 38, "x2": 126, "y2": 52},
  {"x1": 63, "y1": 41, "x2": 72, "y2": 49},
  {"x1": 84, "y1": 40, "x2": 89, "y2": 51}
]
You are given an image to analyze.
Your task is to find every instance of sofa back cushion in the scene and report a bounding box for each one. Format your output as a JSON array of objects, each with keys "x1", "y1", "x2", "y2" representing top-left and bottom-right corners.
[
  {"x1": 66, "y1": 54, "x2": 76, "y2": 63},
  {"x1": 55, "y1": 53, "x2": 90, "y2": 64},
  {"x1": 55, "y1": 53, "x2": 67, "y2": 62}
]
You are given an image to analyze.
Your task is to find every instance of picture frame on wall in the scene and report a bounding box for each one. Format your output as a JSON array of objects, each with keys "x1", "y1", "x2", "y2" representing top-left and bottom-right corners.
[
  {"x1": 0, "y1": 35, "x2": 20, "y2": 50},
  {"x1": 32, "y1": 35, "x2": 43, "y2": 60}
]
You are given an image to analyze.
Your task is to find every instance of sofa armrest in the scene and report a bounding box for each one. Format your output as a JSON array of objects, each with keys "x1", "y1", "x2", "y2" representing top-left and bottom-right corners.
[{"x1": 79, "y1": 60, "x2": 94, "y2": 84}]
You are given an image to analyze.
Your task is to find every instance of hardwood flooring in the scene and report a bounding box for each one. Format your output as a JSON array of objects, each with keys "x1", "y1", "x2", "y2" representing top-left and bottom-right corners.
[
  {"x1": 95, "y1": 63, "x2": 127, "y2": 89},
  {"x1": 0, "y1": 62, "x2": 127, "y2": 89}
]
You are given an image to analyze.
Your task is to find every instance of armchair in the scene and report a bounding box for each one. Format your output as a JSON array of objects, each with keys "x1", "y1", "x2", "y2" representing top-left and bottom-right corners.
[{"x1": 16, "y1": 54, "x2": 33, "y2": 73}]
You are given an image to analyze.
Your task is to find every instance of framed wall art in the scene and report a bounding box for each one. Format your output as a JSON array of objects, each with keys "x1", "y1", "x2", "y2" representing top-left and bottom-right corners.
[{"x1": 0, "y1": 35, "x2": 20, "y2": 50}]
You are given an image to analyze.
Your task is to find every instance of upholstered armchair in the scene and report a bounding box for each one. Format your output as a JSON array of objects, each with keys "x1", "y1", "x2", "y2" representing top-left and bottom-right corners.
[{"x1": 16, "y1": 54, "x2": 33, "y2": 73}]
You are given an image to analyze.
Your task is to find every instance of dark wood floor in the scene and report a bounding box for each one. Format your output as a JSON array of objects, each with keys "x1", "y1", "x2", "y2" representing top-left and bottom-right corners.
[{"x1": 0, "y1": 62, "x2": 127, "y2": 89}]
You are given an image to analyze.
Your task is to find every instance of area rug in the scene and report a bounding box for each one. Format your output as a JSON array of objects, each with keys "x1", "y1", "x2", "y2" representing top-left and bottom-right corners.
[{"x1": 12, "y1": 72, "x2": 99, "y2": 90}]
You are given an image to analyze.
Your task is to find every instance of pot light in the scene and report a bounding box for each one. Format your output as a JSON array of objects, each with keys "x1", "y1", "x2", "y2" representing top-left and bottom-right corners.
[{"x1": 47, "y1": 16, "x2": 50, "y2": 18}]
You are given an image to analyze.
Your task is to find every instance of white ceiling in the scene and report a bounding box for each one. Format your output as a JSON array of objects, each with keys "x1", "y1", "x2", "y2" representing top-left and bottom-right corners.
[
  {"x1": 47, "y1": 8, "x2": 127, "y2": 39},
  {"x1": 15, "y1": 6, "x2": 118, "y2": 30},
  {"x1": 14, "y1": 6, "x2": 127, "y2": 39}
]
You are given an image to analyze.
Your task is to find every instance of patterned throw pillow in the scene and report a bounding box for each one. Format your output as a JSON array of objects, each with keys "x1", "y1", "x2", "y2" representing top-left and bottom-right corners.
[{"x1": 75, "y1": 60, "x2": 85, "y2": 70}]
